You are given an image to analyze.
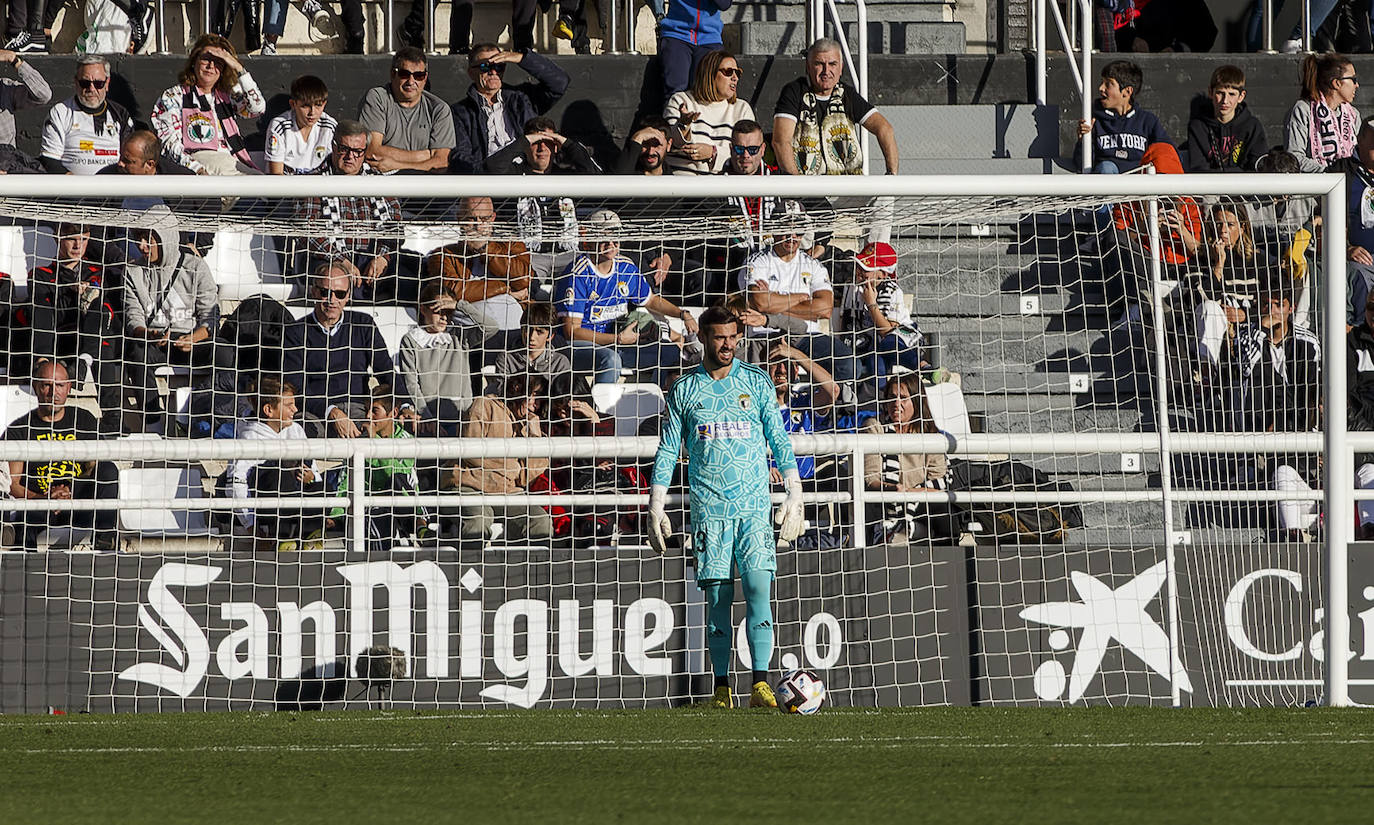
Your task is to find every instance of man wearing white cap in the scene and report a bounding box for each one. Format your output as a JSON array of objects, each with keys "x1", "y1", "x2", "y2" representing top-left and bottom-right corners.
[
  {"x1": 838, "y1": 241, "x2": 925, "y2": 385},
  {"x1": 555, "y1": 209, "x2": 699, "y2": 384}
]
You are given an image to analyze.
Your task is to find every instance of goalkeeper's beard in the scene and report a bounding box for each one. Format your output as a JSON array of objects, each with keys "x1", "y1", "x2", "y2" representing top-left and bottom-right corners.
[{"x1": 703, "y1": 340, "x2": 736, "y2": 372}]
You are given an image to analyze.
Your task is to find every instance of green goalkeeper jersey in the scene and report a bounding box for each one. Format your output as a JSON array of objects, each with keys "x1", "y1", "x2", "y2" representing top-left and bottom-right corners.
[{"x1": 651, "y1": 358, "x2": 798, "y2": 521}]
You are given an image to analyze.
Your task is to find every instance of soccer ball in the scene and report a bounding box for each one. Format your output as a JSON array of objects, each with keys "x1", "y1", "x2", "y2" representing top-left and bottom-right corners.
[{"x1": 776, "y1": 669, "x2": 826, "y2": 714}]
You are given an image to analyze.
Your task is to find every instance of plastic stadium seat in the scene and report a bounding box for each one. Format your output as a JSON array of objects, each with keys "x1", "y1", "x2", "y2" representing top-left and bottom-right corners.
[
  {"x1": 205, "y1": 229, "x2": 294, "y2": 302},
  {"x1": 0, "y1": 385, "x2": 37, "y2": 428},
  {"x1": 591, "y1": 383, "x2": 665, "y2": 437},
  {"x1": 118, "y1": 465, "x2": 211, "y2": 536}
]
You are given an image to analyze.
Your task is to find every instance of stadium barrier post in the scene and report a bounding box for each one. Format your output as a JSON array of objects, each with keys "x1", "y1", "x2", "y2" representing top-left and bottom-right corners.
[
  {"x1": 1034, "y1": 0, "x2": 1046, "y2": 105},
  {"x1": 1144, "y1": 169, "x2": 1183, "y2": 706},
  {"x1": 851, "y1": 443, "x2": 866, "y2": 550},
  {"x1": 350, "y1": 450, "x2": 367, "y2": 552},
  {"x1": 1324, "y1": 176, "x2": 1352, "y2": 706},
  {"x1": 1078, "y1": 0, "x2": 1091, "y2": 173}
]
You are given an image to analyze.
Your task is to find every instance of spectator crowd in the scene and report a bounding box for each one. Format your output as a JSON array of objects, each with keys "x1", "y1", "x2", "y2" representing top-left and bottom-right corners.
[{"x1": 0, "y1": 24, "x2": 1362, "y2": 551}]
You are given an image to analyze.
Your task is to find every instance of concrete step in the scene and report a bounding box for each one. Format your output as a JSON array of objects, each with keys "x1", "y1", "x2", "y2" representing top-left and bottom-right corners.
[
  {"x1": 912, "y1": 290, "x2": 1111, "y2": 318},
  {"x1": 899, "y1": 158, "x2": 1056, "y2": 175},
  {"x1": 968, "y1": 397, "x2": 1149, "y2": 435},
  {"x1": 885, "y1": 104, "x2": 1059, "y2": 160},
  {"x1": 723, "y1": 1, "x2": 952, "y2": 25},
  {"x1": 725, "y1": 20, "x2": 965, "y2": 55}
]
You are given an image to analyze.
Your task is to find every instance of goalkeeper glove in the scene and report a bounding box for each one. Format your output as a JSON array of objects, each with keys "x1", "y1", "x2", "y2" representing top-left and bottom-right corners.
[
  {"x1": 647, "y1": 485, "x2": 673, "y2": 555},
  {"x1": 775, "y1": 469, "x2": 805, "y2": 543}
]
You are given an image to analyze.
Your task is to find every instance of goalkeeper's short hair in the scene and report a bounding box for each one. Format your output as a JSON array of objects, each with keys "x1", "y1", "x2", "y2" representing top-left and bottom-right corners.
[{"x1": 699, "y1": 304, "x2": 740, "y2": 337}]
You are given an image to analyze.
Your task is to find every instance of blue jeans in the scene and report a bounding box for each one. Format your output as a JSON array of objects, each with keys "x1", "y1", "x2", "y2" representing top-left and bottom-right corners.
[
  {"x1": 1245, "y1": 0, "x2": 1340, "y2": 48},
  {"x1": 264, "y1": 0, "x2": 287, "y2": 36},
  {"x1": 567, "y1": 337, "x2": 682, "y2": 384},
  {"x1": 659, "y1": 35, "x2": 720, "y2": 100},
  {"x1": 857, "y1": 332, "x2": 923, "y2": 380}
]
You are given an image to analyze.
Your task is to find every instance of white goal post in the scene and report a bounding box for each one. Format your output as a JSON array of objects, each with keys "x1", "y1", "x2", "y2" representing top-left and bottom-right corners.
[{"x1": 0, "y1": 171, "x2": 1354, "y2": 710}]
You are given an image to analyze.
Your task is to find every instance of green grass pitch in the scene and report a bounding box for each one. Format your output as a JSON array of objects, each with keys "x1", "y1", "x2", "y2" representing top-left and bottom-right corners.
[{"x1": 2, "y1": 707, "x2": 1373, "y2": 823}]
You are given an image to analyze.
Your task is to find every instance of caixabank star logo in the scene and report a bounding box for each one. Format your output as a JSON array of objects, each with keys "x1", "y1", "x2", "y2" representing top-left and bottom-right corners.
[{"x1": 1019, "y1": 559, "x2": 1193, "y2": 703}]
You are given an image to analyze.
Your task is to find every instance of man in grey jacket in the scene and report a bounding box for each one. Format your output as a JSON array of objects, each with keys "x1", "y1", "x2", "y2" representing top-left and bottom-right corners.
[{"x1": 121, "y1": 211, "x2": 219, "y2": 430}]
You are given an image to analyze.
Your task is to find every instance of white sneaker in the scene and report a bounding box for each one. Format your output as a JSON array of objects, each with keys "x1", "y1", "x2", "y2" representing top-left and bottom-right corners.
[
  {"x1": 261, "y1": 40, "x2": 277, "y2": 55},
  {"x1": 1280, "y1": 38, "x2": 1303, "y2": 53},
  {"x1": 299, "y1": 0, "x2": 334, "y2": 34}
]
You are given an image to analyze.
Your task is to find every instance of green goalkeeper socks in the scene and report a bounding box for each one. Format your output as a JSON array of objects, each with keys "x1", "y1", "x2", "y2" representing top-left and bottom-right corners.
[
  {"x1": 741, "y1": 570, "x2": 774, "y2": 676},
  {"x1": 702, "y1": 580, "x2": 735, "y2": 678}
]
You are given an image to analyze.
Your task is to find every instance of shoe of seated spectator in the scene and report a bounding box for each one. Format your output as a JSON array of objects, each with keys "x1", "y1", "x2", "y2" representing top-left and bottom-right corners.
[
  {"x1": 298, "y1": 0, "x2": 334, "y2": 35},
  {"x1": 554, "y1": 15, "x2": 576, "y2": 41},
  {"x1": 4, "y1": 31, "x2": 46, "y2": 52},
  {"x1": 93, "y1": 532, "x2": 118, "y2": 552},
  {"x1": 1280, "y1": 37, "x2": 1303, "y2": 53},
  {"x1": 261, "y1": 39, "x2": 277, "y2": 55},
  {"x1": 127, "y1": 4, "x2": 153, "y2": 53}
]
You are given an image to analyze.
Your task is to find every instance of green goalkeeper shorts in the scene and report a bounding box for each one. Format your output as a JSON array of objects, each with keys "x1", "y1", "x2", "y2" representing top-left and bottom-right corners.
[{"x1": 691, "y1": 515, "x2": 775, "y2": 583}]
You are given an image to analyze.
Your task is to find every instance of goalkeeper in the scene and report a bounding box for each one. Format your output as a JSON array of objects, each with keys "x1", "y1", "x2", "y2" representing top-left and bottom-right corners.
[{"x1": 648, "y1": 305, "x2": 804, "y2": 708}]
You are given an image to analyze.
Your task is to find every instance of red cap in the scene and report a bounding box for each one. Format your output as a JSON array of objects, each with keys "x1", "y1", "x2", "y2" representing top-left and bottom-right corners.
[{"x1": 854, "y1": 241, "x2": 898, "y2": 272}]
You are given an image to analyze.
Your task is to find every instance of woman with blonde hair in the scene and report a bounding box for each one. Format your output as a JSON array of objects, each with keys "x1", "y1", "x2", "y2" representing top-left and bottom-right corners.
[
  {"x1": 663, "y1": 49, "x2": 754, "y2": 175},
  {"x1": 150, "y1": 33, "x2": 265, "y2": 175},
  {"x1": 1284, "y1": 52, "x2": 1360, "y2": 173}
]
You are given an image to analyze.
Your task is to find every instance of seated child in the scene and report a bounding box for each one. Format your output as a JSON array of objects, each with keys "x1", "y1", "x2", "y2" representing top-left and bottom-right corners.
[
  {"x1": 1186, "y1": 65, "x2": 1266, "y2": 173},
  {"x1": 225, "y1": 376, "x2": 332, "y2": 548},
  {"x1": 1076, "y1": 60, "x2": 1169, "y2": 174},
  {"x1": 265, "y1": 74, "x2": 338, "y2": 175}
]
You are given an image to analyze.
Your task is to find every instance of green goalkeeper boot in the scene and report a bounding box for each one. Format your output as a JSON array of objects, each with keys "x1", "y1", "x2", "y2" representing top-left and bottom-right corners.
[{"x1": 749, "y1": 681, "x2": 778, "y2": 709}]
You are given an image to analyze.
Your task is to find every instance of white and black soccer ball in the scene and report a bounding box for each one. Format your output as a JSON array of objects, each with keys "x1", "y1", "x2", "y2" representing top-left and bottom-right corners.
[{"x1": 776, "y1": 668, "x2": 826, "y2": 715}]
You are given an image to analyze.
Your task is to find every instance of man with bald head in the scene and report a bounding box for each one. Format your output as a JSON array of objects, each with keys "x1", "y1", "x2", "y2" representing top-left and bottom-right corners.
[
  {"x1": 5, "y1": 360, "x2": 119, "y2": 550},
  {"x1": 96, "y1": 129, "x2": 193, "y2": 176},
  {"x1": 425, "y1": 195, "x2": 532, "y2": 361}
]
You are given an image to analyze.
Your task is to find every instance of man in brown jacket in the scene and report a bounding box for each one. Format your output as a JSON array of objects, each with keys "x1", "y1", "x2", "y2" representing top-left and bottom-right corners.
[
  {"x1": 426, "y1": 195, "x2": 531, "y2": 361},
  {"x1": 451, "y1": 373, "x2": 552, "y2": 543}
]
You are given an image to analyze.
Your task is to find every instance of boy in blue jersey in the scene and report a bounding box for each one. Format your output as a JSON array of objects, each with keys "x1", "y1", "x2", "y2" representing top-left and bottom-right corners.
[
  {"x1": 649, "y1": 305, "x2": 804, "y2": 708},
  {"x1": 555, "y1": 208, "x2": 699, "y2": 384}
]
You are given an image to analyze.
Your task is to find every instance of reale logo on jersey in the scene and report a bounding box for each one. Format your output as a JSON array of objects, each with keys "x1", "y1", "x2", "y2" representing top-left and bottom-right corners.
[{"x1": 1019, "y1": 559, "x2": 1193, "y2": 703}]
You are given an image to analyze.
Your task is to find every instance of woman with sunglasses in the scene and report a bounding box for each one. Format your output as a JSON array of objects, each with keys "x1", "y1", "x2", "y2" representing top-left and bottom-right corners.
[
  {"x1": 663, "y1": 50, "x2": 752, "y2": 176},
  {"x1": 150, "y1": 33, "x2": 265, "y2": 176},
  {"x1": 1284, "y1": 52, "x2": 1360, "y2": 174}
]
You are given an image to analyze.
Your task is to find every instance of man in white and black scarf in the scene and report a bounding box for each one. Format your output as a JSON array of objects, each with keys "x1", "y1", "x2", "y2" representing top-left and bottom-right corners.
[{"x1": 294, "y1": 120, "x2": 413, "y2": 302}]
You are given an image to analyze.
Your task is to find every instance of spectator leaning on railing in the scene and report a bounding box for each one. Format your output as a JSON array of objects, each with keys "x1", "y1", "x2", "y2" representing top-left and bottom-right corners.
[{"x1": 5, "y1": 360, "x2": 119, "y2": 551}]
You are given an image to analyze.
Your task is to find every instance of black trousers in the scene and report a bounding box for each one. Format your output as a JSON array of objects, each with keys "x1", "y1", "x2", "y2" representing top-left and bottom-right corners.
[
  {"x1": 402, "y1": 0, "x2": 536, "y2": 53},
  {"x1": 13, "y1": 461, "x2": 119, "y2": 549}
]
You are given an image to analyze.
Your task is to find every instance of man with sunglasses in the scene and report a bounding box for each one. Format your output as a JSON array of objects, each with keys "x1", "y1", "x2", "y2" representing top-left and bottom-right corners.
[
  {"x1": 451, "y1": 43, "x2": 569, "y2": 174},
  {"x1": 41, "y1": 55, "x2": 130, "y2": 175},
  {"x1": 296, "y1": 120, "x2": 409, "y2": 302},
  {"x1": 283, "y1": 260, "x2": 409, "y2": 439},
  {"x1": 357, "y1": 47, "x2": 453, "y2": 175}
]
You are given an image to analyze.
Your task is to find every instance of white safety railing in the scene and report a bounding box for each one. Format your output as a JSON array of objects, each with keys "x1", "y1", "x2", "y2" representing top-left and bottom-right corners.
[{"x1": 1032, "y1": 0, "x2": 1091, "y2": 171}]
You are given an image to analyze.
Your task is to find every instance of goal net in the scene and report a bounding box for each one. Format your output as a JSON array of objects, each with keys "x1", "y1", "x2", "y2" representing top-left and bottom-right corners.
[{"x1": 0, "y1": 173, "x2": 1353, "y2": 712}]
